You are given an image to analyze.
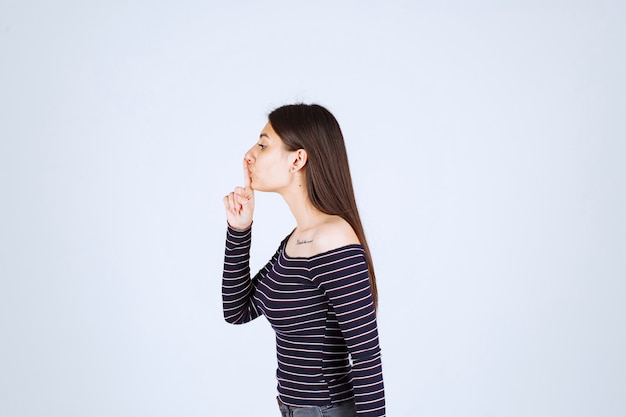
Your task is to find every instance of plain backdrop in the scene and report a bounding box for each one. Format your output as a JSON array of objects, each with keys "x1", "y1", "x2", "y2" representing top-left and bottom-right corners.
[{"x1": 1, "y1": 1, "x2": 625, "y2": 416}]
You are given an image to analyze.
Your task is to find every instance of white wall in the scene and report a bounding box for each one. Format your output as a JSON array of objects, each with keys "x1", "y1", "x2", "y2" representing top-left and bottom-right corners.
[{"x1": 1, "y1": 1, "x2": 624, "y2": 416}]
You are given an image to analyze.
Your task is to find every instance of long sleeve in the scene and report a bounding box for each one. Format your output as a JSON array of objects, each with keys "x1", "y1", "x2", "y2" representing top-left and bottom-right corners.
[
  {"x1": 310, "y1": 246, "x2": 385, "y2": 416},
  {"x1": 222, "y1": 226, "x2": 283, "y2": 324}
]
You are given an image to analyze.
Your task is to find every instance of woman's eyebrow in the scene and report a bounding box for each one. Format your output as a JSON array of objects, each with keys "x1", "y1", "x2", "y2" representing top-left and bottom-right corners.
[{"x1": 259, "y1": 133, "x2": 270, "y2": 139}]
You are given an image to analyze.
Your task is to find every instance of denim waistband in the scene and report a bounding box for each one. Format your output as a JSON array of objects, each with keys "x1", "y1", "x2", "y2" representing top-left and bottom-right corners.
[{"x1": 276, "y1": 396, "x2": 356, "y2": 417}]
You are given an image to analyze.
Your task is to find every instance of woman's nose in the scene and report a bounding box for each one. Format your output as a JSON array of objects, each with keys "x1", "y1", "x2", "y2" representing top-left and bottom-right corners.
[{"x1": 244, "y1": 147, "x2": 255, "y2": 162}]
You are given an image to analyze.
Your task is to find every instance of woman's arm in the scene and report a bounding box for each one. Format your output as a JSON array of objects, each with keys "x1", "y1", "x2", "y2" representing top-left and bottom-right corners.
[
  {"x1": 311, "y1": 247, "x2": 385, "y2": 416},
  {"x1": 222, "y1": 226, "x2": 258, "y2": 324},
  {"x1": 222, "y1": 226, "x2": 282, "y2": 324},
  {"x1": 223, "y1": 158, "x2": 261, "y2": 323}
]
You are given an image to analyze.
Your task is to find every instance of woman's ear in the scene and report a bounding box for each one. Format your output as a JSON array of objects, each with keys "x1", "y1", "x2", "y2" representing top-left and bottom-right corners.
[{"x1": 290, "y1": 149, "x2": 308, "y2": 172}]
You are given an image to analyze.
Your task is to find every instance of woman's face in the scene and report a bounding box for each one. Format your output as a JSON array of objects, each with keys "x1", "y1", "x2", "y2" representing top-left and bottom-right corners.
[{"x1": 244, "y1": 122, "x2": 294, "y2": 192}]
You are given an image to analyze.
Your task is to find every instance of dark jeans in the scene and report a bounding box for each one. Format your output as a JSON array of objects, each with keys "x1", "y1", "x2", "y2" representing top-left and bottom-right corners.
[{"x1": 277, "y1": 397, "x2": 356, "y2": 417}]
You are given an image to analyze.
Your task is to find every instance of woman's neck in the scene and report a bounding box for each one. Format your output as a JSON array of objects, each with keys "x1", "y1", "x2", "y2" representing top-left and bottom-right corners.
[{"x1": 280, "y1": 183, "x2": 327, "y2": 233}]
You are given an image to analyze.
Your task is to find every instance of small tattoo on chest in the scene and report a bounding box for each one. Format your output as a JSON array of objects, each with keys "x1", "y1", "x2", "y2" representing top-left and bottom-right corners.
[{"x1": 296, "y1": 239, "x2": 313, "y2": 245}]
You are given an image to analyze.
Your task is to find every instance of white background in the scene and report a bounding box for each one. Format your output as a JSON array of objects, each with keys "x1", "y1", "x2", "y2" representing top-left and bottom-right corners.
[{"x1": 1, "y1": 1, "x2": 625, "y2": 416}]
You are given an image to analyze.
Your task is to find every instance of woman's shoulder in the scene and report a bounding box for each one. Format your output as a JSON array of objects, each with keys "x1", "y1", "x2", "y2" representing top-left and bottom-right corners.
[
  {"x1": 311, "y1": 216, "x2": 360, "y2": 254},
  {"x1": 285, "y1": 215, "x2": 361, "y2": 259}
]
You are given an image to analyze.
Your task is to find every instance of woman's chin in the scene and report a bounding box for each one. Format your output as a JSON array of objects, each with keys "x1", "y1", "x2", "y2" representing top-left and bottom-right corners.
[{"x1": 251, "y1": 181, "x2": 265, "y2": 192}]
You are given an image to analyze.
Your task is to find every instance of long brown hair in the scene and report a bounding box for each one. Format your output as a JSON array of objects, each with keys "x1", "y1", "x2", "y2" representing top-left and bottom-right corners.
[{"x1": 268, "y1": 103, "x2": 378, "y2": 310}]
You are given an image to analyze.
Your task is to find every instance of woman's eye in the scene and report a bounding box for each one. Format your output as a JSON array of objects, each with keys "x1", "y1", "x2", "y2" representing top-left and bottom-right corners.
[{"x1": 258, "y1": 144, "x2": 267, "y2": 150}]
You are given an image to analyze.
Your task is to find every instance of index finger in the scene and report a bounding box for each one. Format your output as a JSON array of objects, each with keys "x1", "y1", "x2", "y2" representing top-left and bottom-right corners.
[{"x1": 243, "y1": 158, "x2": 252, "y2": 190}]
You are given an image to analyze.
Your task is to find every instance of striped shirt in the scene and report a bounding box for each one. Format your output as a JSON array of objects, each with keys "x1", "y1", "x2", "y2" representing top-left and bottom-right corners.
[{"x1": 223, "y1": 226, "x2": 385, "y2": 416}]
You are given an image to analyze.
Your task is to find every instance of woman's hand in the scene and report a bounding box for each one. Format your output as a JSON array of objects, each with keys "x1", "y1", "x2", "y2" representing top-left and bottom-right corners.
[{"x1": 223, "y1": 159, "x2": 255, "y2": 230}]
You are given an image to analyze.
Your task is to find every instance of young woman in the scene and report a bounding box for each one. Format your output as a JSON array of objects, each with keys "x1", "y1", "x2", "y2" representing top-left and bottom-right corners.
[{"x1": 222, "y1": 104, "x2": 385, "y2": 417}]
